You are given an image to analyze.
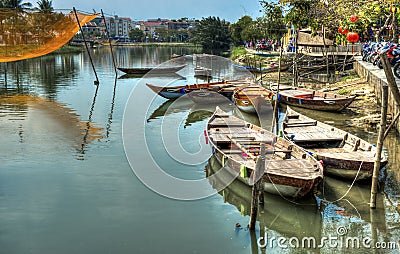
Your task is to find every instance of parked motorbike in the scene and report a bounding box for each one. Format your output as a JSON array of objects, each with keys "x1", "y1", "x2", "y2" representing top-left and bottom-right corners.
[
  {"x1": 376, "y1": 44, "x2": 400, "y2": 69},
  {"x1": 393, "y1": 61, "x2": 400, "y2": 79}
]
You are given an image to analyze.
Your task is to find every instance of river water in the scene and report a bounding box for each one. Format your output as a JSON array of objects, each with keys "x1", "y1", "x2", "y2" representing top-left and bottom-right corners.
[{"x1": 0, "y1": 46, "x2": 399, "y2": 254}]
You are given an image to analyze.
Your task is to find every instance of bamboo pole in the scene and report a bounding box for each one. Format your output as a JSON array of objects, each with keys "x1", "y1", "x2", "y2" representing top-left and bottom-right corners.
[
  {"x1": 370, "y1": 85, "x2": 387, "y2": 209},
  {"x1": 382, "y1": 61, "x2": 400, "y2": 108},
  {"x1": 322, "y1": 25, "x2": 329, "y2": 78},
  {"x1": 73, "y1": 7, "x2": 99, "y2": 85},
  {"x1": 371, "y1": 53, "x2": 394, "y2": 208},
  {"x1": 249, "y1": 143, "x2": 266, "y2": 230},
  {"x1": 380, "y1": 53, "x2": 400, "y2": 140},
  {"x1": 383, "y1": 111, "x2": 400, "y2": 140},
  {"x1": 4, "y1": 62, "x2": 7, "y2": 87},
  {"x1": 272, "y1": 38, "x2": 283, "y2": 135},
  {"x1": 293, "y1": 29, "x2": 298, "y2": 87}
]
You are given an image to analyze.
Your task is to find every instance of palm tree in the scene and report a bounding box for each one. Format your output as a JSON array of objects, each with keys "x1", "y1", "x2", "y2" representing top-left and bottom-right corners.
[
  {"x1": 37, "y1": 0, "x2": 53, "y2": 13},
  {"x1": 1, "y1": 0, "x2": 33, "y2": 8}
]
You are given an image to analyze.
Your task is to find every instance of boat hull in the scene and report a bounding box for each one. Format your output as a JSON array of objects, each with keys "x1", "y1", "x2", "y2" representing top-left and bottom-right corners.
[
  {"x1": 146, "y1": 81, "x2": 229, "y2": 100},
  {"x1": 117, "y1": 64, "x2": 186, "y2": 75},
  {"x1": 316, "y1": 154, "x2": 388, "y2": 181},
  {"x1": 283, "y1": 106, "x2": 388, "y2": 181},
  {"x1": 233, "y1": 85, "x2": 274, "y2": 114},
  {"x1": 206, "y1": 107, "x2": 323, "y2": 199},
  {"x1": 213, "y1": 150, "x2": 319, "y2": 198},
  {"x1": 280, "y1": 96, "x2": 355, "y2": 111},
  {"x1": 272, "y1": 86, "x2": 356, "y2": 112}
]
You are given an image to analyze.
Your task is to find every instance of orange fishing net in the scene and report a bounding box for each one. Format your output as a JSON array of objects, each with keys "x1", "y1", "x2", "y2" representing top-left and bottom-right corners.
[{"x1": 0, "y1": 9, "x2": 98, "y2": 62}]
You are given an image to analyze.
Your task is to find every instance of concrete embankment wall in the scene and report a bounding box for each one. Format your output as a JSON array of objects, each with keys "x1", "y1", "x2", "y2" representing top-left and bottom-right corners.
[{"x1": 353, "y1": 56, "x2": 399, "y2": 132}]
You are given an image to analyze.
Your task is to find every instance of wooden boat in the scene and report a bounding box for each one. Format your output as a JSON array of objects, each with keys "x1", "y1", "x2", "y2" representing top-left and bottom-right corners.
[
  {"x1": 250, "y1": 64, "x2": 290, "y2": 73},
  {"x1": 146, "y1": 81, "x2": 231, "y2": 100},
  {"x1": 117, "y1": 64, "x2": 186, "y2": 75},
  {"x1": 282, "y1": 107, "x2": 388, "y2": 180},
  {"x1": 194, "y1": 66, "x2": 212, "y2": 78},
  {"x1": 206, "y1": 107, "x2": 323, "y2": 198},
  {"x1": 146, "y1": 79, "x2": 252, "y2": 100},
  {"x1": 118, "y1": 73, "x2": 184, "y2": 79},
  {"x1": 233, "y1": 64, "x2": 290, "y2": 73},
  {"x1": 270, "y1": 85, "x2": 356, "y2": 111},
  {"x1": 171, "y1": 53, "x2": 182, "y2": 59},
  {"x1": 233, "y1": 85, "x2": 274, "y2": 114}
]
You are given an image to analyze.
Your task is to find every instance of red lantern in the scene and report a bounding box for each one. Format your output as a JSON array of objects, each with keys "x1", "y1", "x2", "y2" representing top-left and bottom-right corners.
[
  {"x1": 350, "y1": 15, "x2": 358, "y2": 23},
  {"x1": 346, "y1": 32, "x2": 359, "y2": 43},
  {"x1": 338, "y1": 27, "x2": 343, "y2": 34}
]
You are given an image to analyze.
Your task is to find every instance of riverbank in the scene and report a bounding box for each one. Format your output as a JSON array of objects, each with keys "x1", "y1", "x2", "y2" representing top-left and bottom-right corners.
[
  {"x1": 231, "y1": 46, "x2": 289, "y2": 68},
  {"x1": 112, "y1": 42, "x2": 200, "y2": 48},
  {"x1": 50, "y1": 45, "x2": 84, "y2": 54}
]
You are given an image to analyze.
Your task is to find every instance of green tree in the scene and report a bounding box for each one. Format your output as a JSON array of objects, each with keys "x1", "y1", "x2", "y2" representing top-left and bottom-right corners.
[
  {"x1": 1, "y1": 0, "x2": 32, "y2": 8},
  {"x1": 231, "y1": 15, "x2": 253, "y2": 46},
  {"x1": 191, "y1": 16, "x2": 232, "y2": 55},
  {"x1": 154, "y1": 27, "x2": 169, "y2": 42},
  {"x1": 259, "y1": 2, "x2": 286, "y2": 40},
  {"x1": 36, "y1": 0, "x2": 53, "y2": 13},
  {"x1": 129, "y1": 28, "x2": 145, "y2": 42}
]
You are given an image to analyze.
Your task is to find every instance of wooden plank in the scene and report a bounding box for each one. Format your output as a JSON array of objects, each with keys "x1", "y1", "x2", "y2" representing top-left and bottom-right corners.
[
  {"x1": 283, "y1": 121, "x2": 317, "y2": 127},
  {"x1": 226, "y1": 135, "x2": 257, "y2": 160}
]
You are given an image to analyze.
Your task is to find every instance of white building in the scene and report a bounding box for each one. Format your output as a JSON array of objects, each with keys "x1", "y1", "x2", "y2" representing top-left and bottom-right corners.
[{"x1": 105, "y1": 16, "x2": 133, "y2": 39}]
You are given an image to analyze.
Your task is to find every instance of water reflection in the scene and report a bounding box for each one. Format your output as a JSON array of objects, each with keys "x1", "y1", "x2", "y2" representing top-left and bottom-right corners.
[
  {"x1": 0, "y1": 94, "x2": 103, "y2": 161},
  {"x1": 147, "y1": 98, "x2": 194, "y2": 122},
  {"x1": 77, "y1": 84, "x2": 101, "y2": 158},
  {"x1": 206, "y1": 155, "x2": 322, "y2": 253},
  {"x1": 0, "y1": 46, "x2": 399, "y2": 253},
  {"x1": 185, "y1": 102, "x2": 235, "y2": 128},
  {"x1": 106, "y1": 78, "x2": 118, "y2": 139},
  {"x1": 0, "y1": 55, "x2": 80, "y2": 99}
]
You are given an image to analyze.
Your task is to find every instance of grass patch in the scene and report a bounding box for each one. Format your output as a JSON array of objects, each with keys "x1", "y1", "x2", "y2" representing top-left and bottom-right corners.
[
  {"x1": 231, "y1": 46, "x2": 248, "y2": 59},
  {"x1": 337, "y1": 89, "x2": 351, "y2": 95},
  {"x1": 340, "y1": 74, "x2": 359, "y2": 82}
]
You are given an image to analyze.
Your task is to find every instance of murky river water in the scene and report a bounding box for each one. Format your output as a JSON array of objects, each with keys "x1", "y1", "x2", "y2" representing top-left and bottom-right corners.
[{"x1": 0, "y1": 46, "x2": 399, "y2": 253}]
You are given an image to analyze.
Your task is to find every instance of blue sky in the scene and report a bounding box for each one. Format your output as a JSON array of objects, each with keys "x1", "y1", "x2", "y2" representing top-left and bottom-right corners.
[{"x1": 52, "y1": 0, "x2": 262, "y2": 22}]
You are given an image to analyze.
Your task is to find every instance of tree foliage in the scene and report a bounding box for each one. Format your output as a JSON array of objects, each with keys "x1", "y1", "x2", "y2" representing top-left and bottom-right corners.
[
  {"x1": 36, "y1": 0, "x2": 52, "y2": 13},
  {"x1": 129, "y1": 28, "x2": 145, "y2": 42},
  {"x1": 259, "y1": 0, "x2": 400, "y2": 43},
  {"x1": 0, "y1": 0, "x2": 32, "y2": 8},
  {"x1": 259, "y1": 1, "x2": 286, "y2": 40},
  {"x1": 231, "y1": 15, "x2": 253, "y2": 45},
  {"x1": 191, "y1": 16, "x2": 232, "y2": 55}
]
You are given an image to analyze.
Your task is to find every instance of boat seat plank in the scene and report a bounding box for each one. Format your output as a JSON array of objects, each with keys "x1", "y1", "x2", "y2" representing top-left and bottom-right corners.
[{"x1": 283, "y1": 121, "x2": 317, "y2": 127}]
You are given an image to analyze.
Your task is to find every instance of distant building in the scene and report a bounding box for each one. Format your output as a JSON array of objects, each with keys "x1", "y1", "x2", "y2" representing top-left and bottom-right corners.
[
  {"x1": 81, "y1": 21, "x2": 105, "y2": 39},
  {"x1": 105, "y1": 16, "x2": 133, "y2": 39},
  {"x1": 140, "y1": 19, "x2": 169, "y2": 36},
  {"x1": 168, "y1": 18, "x2": 196, "y2": 31}
]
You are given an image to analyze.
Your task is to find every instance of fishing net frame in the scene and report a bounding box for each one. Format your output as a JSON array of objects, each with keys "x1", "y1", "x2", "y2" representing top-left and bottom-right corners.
[{"x1": 0, "y1": 8, "x2": 98, "y2": 62}]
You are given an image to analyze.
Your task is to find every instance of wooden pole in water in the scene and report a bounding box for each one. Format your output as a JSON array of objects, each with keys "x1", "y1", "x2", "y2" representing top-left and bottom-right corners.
[
  {"x1": 73, "y1": 7, "x2": 100, "y2": 85},
  {"x1": 379, "y1": 53, "x2": 400, "y2": 140},
  {"x1": 293, "y1": 29, "x2": 298, "y2": 87},
  {"x1": 4, "y1": 62, "x2": 7, "y2": 87},
  {"x1": 249, "y1": 143, "x2": 266, "y2": 230},
  {"x1": 272, "y1": 38, "x2": 283, "y2": 135},
  {"x1": 371, "y1": 53, "x2": 400, "y2": 208},
  {"x1": 370, "y1": 84, "x2": 387, "y2": 208}
]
